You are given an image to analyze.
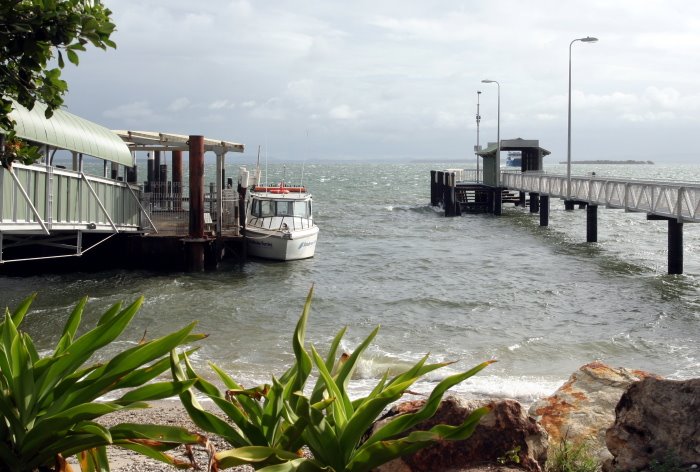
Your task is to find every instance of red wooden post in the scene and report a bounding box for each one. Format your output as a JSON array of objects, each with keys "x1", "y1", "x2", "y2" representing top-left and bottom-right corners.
[{"x1": 188, "y1": 136, "x2": 205, "y2": 239}]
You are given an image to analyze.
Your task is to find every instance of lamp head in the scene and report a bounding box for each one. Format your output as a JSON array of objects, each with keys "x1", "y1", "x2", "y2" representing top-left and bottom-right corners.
[
  {"x1": 580, "y1": 36, "x2": 598, "y2": 43},
  {"x1": 481, "y1": 79, "x2": 495, "y2": 83}
]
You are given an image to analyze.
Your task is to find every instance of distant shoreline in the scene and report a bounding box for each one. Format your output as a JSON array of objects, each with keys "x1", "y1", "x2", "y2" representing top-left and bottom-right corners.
[{"x1": 558, "y1": 160, "x2": 654, "y2": 165}]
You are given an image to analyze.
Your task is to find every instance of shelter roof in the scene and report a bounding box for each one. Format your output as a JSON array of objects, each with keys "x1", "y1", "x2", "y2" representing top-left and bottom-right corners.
[
  {"x1": 476, "y1": 138, "x2": 550, "y2": 157},
  {"x1": 6, "y1": 100, "x2": 133, "y2": 166},
  {"x1": 113, "y1": 130, "x2": 244, "y2": 154}
]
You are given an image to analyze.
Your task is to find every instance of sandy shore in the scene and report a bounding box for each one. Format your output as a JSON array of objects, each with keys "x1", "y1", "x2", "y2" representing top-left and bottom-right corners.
[{"x1": 92, "y1": 400, "x2": 253, "y2": 472}]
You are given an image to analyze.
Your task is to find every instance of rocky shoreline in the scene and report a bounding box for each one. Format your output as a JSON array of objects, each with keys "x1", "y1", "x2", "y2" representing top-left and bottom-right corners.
[{"x1": 89, "y1": 362, "x2": 698, "y2": 472}]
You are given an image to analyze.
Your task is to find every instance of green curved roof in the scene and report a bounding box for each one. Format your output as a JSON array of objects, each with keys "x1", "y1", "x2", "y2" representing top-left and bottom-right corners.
[{"x1": 7, "y1": 101, "x2": 133, "y2": 166}]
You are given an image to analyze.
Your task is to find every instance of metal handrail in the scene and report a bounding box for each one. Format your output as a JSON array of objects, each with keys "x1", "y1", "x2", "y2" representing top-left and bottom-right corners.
[{"x1": 501, "y1": 172, "x2": 700, "y2": 222}]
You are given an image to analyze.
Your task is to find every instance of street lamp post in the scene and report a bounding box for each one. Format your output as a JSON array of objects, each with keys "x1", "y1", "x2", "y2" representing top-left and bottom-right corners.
[
  {"x1": 481, "y1": 79, "x2": 500, "y2": 186},
  {"x1": 567, "y1": 36, "x2": 598, "y2": 199},
  {"x1": 476, "y1": 90, "x2": 481, "y2": 182}
]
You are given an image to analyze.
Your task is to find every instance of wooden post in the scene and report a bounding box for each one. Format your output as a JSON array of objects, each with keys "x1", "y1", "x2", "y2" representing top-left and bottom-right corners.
[
  {"x1": 494, "y1": 188, "x2": 502, "y2": 216},
  {"x1": 540, "y1": 195, "x2": 549, "y2": 226},
  {"x1": 519, "y1": 191, "x2": 526, "y2": 207},
  {"x1": 668, "y1": 219, "x2": 683, "y2": 274},
  {"x1": 189, "y1": 136, "x2": 205, "y2": 239},
  {"x1": 430, "y1": 170, "x2": 438, "y2": 206},
  {"x1": 587, "y1": 204, "x2": 598, "y2": 242},
  {"x1": 185, "y1": 136, "x2": 206, "y2": 272}
]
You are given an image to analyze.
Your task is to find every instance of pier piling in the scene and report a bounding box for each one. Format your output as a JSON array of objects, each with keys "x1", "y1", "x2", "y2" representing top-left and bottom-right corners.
[
  {"x1": 540, "y1": 195, "x2": 549, "y2": 226},
  {"x1": 668, "y1": 219, "x2": 683, "y2": 275},
  {"x1": 586, "y1": 204, "x2": 598, "y2": 242}
]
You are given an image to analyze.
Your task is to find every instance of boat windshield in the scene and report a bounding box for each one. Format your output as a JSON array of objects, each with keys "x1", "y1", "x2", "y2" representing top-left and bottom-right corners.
[{"x1": 252, "y1": 199, "x2": 311, "y2": 218}]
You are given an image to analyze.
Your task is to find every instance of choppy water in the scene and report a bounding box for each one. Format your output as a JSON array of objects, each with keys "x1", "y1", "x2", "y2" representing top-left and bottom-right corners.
[{"x1": 2, "y1": 161, "x2": 698, "y2": 405}]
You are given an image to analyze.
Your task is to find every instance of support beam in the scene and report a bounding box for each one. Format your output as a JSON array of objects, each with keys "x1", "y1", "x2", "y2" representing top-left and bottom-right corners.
[
  {"x1": 564, "y1": 200, "x2": 575, "y2": 210},
  {"x1": 540, "y1": 195, "x2": 549, "y2": 226},
  {"x1": 586, "y1": 204, "x2": 598, "y2": 242}
]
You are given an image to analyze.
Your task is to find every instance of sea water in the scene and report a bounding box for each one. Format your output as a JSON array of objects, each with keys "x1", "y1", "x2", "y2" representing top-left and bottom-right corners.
[{"x1": 1, "y1": 161, "x2": 698, "y2": 405}]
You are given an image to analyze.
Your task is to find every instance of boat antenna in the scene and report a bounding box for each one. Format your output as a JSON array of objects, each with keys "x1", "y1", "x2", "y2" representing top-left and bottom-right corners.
[
  {"x1": 255, "y1": 145, "x2": 261, "y2": 187},
  {"x1": 265, "y1": 140, "x2": 269, "y2": 188},
  {"x1": 300, "y1": 129, "x2": 308, "y2": 187}
]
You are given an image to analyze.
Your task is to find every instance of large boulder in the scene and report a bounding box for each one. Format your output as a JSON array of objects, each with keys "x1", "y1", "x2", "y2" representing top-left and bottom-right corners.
[
  {"x1": 604, "y1": 377, "x2": 700, "y2": 471},
  {"x1": 373, "y1": 396, "x2": 548, "y2": 472},
  {"x1": 528, "y1": 362, "x2": 656, "y2": 462}
]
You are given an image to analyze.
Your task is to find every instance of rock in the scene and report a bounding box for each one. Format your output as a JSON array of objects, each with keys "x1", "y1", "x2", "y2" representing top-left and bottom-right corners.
[
  {"x1": 373, "y1": 396, "x2": 548, "y2": 472},
  {"x1": 604, "y1": 377, "x2": 700, "y2": 471},
  {"x1": 528, "y1": 362, "x2": 656, "y2": 463}
]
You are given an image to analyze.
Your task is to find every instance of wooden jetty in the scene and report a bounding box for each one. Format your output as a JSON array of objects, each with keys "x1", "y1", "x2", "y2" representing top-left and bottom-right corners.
[
  {"x1": 0, "y1": 102, "x2": 246, "y2": 273},
  {"x1": 432, "y1": 138, "x2": 699, "y2": 275}
]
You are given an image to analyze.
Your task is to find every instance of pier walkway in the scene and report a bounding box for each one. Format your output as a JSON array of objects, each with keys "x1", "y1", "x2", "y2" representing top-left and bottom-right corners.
[
  {"x1": 501, "y1": 171, "x2": 700, "y2": 223},
  {"x1": 431, "y1": 169, "x2": 700, "y2": 275}
]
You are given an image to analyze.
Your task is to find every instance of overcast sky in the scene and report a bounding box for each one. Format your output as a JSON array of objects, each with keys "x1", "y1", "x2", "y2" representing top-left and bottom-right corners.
[{"x1": 62, "y1": 0, "x2": 699, "y2": 164}]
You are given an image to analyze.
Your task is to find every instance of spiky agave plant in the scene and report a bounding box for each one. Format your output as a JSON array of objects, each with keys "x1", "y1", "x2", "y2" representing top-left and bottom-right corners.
[
  {"x1": 0, "y1": 294, "x2": 209, "y2": 472},
  {"x1": 173, "y1": 286, "x2": 493, "y2": 471}
]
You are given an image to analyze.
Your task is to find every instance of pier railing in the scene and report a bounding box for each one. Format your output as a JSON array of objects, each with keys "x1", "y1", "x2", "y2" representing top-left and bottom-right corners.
[
  {"x1": 0, "y1": 163, "x2": 141, "y2": 233},
  {"x1": 141, "y1": 186, "x2": 239, "y2": 236},
  {"x1": 501, "y1": 172, "x2": 700, "y2": 223}
]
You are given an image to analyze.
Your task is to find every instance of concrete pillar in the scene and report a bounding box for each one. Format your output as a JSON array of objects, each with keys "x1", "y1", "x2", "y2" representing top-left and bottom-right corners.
[
  {"x1": 587, "y1": 204, "x2": 598, "y2": 242},
  {"x1": 518, "y1": 191, "x2": 526, "y2": 207},
  {"x1": 540, "y1": 195, "x2": 549, "y2": 226},
  {"x1": 668, "y1": 219, "x2": 683, "y2": 275}
]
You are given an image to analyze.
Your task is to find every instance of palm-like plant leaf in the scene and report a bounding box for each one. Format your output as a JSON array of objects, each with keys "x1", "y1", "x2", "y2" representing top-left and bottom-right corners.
[{"x1": 0, "y1": 295, "x2": 207, "y2": 471}]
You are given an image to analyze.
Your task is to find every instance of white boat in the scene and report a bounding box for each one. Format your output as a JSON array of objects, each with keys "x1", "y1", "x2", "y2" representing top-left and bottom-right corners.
[{"x1": 244, "y1": 182, "x2": 319, "y2": 261}]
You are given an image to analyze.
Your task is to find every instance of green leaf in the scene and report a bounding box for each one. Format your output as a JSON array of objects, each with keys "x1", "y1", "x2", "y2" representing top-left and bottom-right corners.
[
  {"x1": 115, "y1": 380, "x2": 196, "y2": 404},
  {"x1": 349, "y1": 406, "x2": 491, "y2": 472},
  {"x1": 171, "y1": 351, "x2": 250, "y2": 447},
  {"x1": 55, "y1": 296, "x2": 87, "y2": 355},
  {"x1": 215, "y1": 445, "x2": 299, "y2": 469},
  {"x1": 66, "y1": 48, "x2": 80, "y2": 65},
  {"x1": 310, "y1": 346, "x2": 348, "y2": 430},
  {"x1": 367, "y1": 360, "x2": 494, "y2": 446},
  {"x1": 310, "y1": 325, "x2": 347, "y2": 404},
  {"x1": 9, "y1": 293, "x2": 36, "y2": 326}
]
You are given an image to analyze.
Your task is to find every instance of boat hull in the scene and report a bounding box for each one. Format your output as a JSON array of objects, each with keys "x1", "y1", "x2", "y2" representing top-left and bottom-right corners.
[{"x1": 246, "y1": 226, "x2": 319, "y2": 261}]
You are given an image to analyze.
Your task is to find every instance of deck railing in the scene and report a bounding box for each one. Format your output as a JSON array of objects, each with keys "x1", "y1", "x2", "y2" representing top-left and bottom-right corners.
[
  {"x1": 501, "y1": 172, "x2": 700, "y2": 222},
  {"x1": 0, "y1": 163, "x2": 142, "y2": 233}
]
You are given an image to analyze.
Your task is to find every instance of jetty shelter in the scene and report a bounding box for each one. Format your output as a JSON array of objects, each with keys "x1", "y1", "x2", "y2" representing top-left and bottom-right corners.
[
  {"x1": 0, "y1": 102, "x2": 244, "y2": 271},
  {"x1": 477, "y1": 138, "x2": 551, "y2": 185}
]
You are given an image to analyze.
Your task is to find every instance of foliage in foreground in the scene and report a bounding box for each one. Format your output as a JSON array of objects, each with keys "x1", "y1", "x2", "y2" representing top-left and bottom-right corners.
[
  {"x1": 0, "y1": 294, "x2": 208, "y2": 472},
  {"x1": 173, "y1": 286, "x2": 493, "y2": 471},
  {"x1": 0, "y1": 0, "x2": 117, "y2": 166},
  {"x1": 545, "y1": 439, "x2": 600, "y2": 472}
]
